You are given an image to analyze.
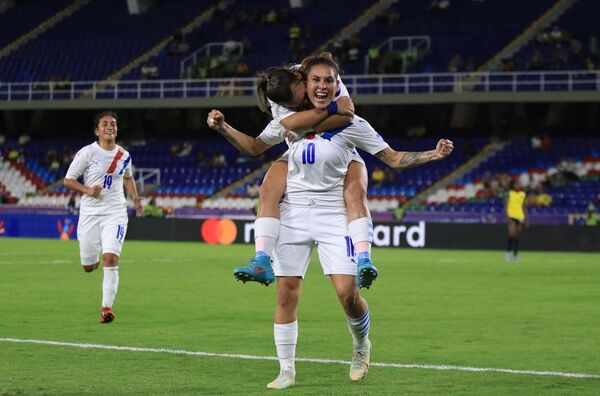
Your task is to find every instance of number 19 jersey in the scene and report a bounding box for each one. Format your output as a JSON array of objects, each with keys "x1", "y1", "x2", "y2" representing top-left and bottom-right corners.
[{"x1": 65, "y1": 142, "x2": 133, "y2": 216}]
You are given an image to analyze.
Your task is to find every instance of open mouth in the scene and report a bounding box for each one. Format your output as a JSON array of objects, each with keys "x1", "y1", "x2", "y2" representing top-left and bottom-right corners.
[{"x1": 314, "y1": 91, "x2": 328, "y2": 100}]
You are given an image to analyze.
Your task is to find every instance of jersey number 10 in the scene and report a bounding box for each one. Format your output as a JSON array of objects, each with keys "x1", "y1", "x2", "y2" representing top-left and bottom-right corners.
[{"x1": 301, "y1": 143, "x2": 316, "y2": 164}]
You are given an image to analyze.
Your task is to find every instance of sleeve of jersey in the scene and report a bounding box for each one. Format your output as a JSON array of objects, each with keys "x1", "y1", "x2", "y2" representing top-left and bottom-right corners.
[
  {"x1": 343, "y1": 119, "x2": 390, "y2": 155},
  {"x1": 335, "y1": 78, "x2": 350, "y2": 99},
  {"x1": 258, "y1": 120, "x2": 285, "y2": 146},
  {"x1": 123, "y1": 153, "x2": 133, "y2": 178},
  {"x1": 65, "y1": 147, "x2": 89, "y2": 180}
]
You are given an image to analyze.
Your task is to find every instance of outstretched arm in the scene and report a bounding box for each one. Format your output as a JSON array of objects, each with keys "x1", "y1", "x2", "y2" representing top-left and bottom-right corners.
[
  {"x1": 207, "y1": 109, "x2": 272, "y2": 157},
  {"x1": 374, "y1": 139, "x2": 454, "y2": 169}
]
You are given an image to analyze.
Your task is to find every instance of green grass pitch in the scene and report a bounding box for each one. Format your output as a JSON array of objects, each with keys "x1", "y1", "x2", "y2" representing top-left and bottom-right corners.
[{"x1": 1, "y1": 238, "x2": 599, "y2": 395}]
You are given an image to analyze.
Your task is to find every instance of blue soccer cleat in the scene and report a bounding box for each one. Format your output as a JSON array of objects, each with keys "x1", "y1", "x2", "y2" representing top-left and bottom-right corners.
[
  {"x1": 234, "y1": 255, "x2": 275, "y2": 286},
  {"x1": 356, "y1": 258, "x2": 378, "y2": 289}
]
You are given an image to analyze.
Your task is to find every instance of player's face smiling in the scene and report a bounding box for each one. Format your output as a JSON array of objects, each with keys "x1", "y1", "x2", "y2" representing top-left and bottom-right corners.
[
  {"x1": 95, "y1": 116, "x2": 118, "y2": 143},
  {"x1": 306, "y1": 64, "x2": 338, "y2": 110}
]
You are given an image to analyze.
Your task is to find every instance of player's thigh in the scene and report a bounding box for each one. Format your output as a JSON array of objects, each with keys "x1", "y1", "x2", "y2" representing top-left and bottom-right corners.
[
  {"x1": 273, "y1": 204, "x2": 313, "y2": 277},
  {"x1": 77, "y1": 215, "x2": 102, "y2": 265},
  {"x1": 99, "y1": 214, "x2": 129, "y2": 256},
  {"x1": 314, "y1": 208, "x2": 356, "y2": 276}
]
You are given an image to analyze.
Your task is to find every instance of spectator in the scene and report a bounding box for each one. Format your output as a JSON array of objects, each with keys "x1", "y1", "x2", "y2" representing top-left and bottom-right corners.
[
  {"x1": 144, "y1": 198, "x2": 164, "y2": 218},
  {"x1": 447, "y1": 54, "x2": 464, "y2": 72},
  {"x1": 210, "y1": 152, "x2": 227, "y2": 167},
  {"x1": 167, "y1": 30, "x2": 189, "y2": 55},
  {"x1": 288, "y1": 23, "x2": 301, "y2": 41},
  {"x1": 584, "y1": 203, "x2": 599, "y2": 226},
  {"x1": 371, "y1": 167, "x2": 384, "y2": 187},
  {"x1": 197, "y1": 152, "x2": 208, "y2": 167},
  {"x1": 223, "y1": 37, "x2": 240, "y2": 56},
  {"x1": 367, "y1": 43, "x2": 381, "y2": 73},
  {"x1": 265, "y1": 9, "x2": 277, "y2": 24},
  {"x1": 140, "y1": 62, "x2": 159, "y2": 79},
  {"x1": 527, "y1": 50, "x2": 545, "y2": 71}
]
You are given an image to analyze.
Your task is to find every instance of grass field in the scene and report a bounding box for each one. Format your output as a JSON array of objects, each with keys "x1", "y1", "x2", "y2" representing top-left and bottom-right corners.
[{"x1": 1, "y1": 238, "x2": 599, "y2": 395}]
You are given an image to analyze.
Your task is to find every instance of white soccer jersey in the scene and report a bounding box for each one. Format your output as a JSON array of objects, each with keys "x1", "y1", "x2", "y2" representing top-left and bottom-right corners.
[
  {"x1": 65, "y1": 142, "x2": 133, "y2": 216},
  {"x1": 258, "y1": 66, "x2": 350, "y2": 146},
  {"x1": 283, "y1": 115, "x2": 389, "y2": 207}
]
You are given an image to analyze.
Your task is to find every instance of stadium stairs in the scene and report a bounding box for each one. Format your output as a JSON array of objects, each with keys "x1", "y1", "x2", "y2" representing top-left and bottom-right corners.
[
  {"x1": 0, "y1": 0, "x2": 90, "y2": 60},
  {"x1": 105, "y1": 0, "x2": 234, "y2": 81},
  {"x1": 476, "y1": 0, "x2": 578, "y2": 72}
]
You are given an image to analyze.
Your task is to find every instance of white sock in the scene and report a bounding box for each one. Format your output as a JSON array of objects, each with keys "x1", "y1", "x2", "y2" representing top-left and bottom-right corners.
[
  {"x1": 255, "y1": 217, "x2": 280, "y2": 256},
  {"x1": 348, "y1": 217, "x2": 373, "y2": 256},
  {"x1": 102, "y1": 266, "x2": 119, "y2": 308},
  {"x1": 274, "y1": 320, "x2": 298, "y2": 376},
  {"x1": 347, "y1": 309, "x2": 370, "y2": 349}
]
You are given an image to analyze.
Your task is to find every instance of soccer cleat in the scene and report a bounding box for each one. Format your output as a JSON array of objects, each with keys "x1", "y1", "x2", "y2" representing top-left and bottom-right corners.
[
  {"x1": 349, "y1": 339, "x2": 371, "y2": 381},
  {"x1": 99, "y1": 307, "x2": 115, "y2": 324},
  {"x1": 233, "y1": 255, "x2": 275, "y2": 286},
  {"x1": 266, "y1": 370, "x2": 296, "y2": 390},
  {"x1": 504, "y1": 251, "x2": 511, "y2": 262},
  {"x1": 356, "y1": 258, "x2": 378, "y2": 289}
]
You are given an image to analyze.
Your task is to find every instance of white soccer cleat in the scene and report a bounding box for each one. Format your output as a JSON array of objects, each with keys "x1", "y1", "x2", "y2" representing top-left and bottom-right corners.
[
  {"x1": 349, "y1": 339, "x2": 371, "y2": 381},
  {"x1": 266, "y1": 370, "x2": 296, "y2": 390}
]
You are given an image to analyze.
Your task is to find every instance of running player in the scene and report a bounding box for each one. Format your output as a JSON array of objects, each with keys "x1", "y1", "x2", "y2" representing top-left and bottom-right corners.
[
  {"x1": 63, "y1": 111, "x2": 143, "y2": 323},
  {"x1": 207, "y1": 55, "x2": 453, "y2": 388}
]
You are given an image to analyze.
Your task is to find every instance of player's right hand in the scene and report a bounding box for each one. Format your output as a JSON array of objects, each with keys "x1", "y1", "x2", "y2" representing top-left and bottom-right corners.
[
  {"x1": 87, "y1": 185, "x2": 102, "y2": 198},
  {"x1": 207, "y1": 109, "x2": 224, "y2": 130},
  {"x1": 335, "y1": 96, "x2": 354, "y2": 116}
]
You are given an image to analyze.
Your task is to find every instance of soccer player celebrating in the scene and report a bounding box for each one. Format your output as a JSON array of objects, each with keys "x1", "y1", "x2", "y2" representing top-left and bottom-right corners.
[
  {"x1": 64, "y1": 111, "x2": 143, "y2": 323},
  {"x1": 207, "y1": 54, "x2": 453, "y2": 388}
]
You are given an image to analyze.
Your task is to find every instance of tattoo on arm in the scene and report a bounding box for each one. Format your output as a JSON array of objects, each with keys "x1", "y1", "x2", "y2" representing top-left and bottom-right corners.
[{"x1": 376, "y1": 149, "x2": 437, "y2": 168}]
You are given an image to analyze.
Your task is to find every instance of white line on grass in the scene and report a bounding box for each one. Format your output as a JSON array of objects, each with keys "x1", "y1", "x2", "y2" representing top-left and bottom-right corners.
[{"x1": 1, "y1": 337, "x2": 599, "y2": 379}]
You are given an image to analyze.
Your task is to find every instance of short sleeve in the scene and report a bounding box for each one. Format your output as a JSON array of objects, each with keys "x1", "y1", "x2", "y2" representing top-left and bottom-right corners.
[
  {"x1": 342, "y1": 117, "x2": 389, "y2": 155},
  {"x1": 258, "y1": 120, "x2": 285, "y2": 146},
  {"x1": 65, "y1": 147, "x2": 89, "y2": 180}
]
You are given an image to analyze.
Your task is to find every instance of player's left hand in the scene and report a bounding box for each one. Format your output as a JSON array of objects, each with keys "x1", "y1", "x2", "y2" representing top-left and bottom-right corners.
[{"x1": 435, "y1": 139, "x2": 454, "y2": 159}]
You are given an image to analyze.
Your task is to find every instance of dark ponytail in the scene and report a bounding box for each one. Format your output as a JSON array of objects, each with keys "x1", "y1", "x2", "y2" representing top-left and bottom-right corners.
[{"x1": 256, "y1": 67, "x2": 301, "y2": 116}]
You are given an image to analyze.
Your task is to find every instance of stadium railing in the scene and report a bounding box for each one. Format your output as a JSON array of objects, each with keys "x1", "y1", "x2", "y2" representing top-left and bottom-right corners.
[{"x1": 1, "y1": 70, "x2": 598, "y2": 101}]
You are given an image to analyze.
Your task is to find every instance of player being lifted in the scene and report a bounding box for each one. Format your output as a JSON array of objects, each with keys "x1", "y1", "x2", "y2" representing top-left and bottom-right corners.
[
  {"x1": 227, "y1": 54, "x2": 380, "y2": 289},
  {"x1": 64, "y1": 111, "x2": 143, "y2": 323}
]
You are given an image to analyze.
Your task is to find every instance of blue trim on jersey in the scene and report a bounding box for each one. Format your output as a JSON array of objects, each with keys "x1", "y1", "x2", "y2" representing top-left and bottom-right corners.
[
  {"x1": 335, "y1": 87, "x2": 341, "y2": 97},
  {"x1": 320, "y1": 123, "x2": 352, "y2": 141},
  {"x1": 118, "y1": 155, "x2": 131, "y2": 175}
]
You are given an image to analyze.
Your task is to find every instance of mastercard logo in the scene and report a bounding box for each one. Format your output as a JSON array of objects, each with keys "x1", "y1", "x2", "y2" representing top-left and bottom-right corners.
[{"x1": 200, "y1": 218, "x2": 238, "y2": 245}]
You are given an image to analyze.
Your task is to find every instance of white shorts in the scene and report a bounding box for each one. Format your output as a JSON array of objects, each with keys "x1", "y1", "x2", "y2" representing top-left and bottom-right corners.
[
  {"x1": 77, "y1": 214, "x2": 129, "y2": 265},
  {"x1": 272, "y1": 203, "x2": 356, "y2": 277}
]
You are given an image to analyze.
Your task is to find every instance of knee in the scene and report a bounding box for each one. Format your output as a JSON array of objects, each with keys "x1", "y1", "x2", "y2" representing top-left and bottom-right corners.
[
  {"x1": 339, "y1": 291, "x2": 360, "y2": 311},
  {"x1": 102, "y1": 254, "x2": 119, "y2": 267},
  {"x1": 82, "y1": 263, "x2": 99, "y2": 272},
  {"x1": 277, "y1": 289, "x2": 300, "y2": 311}
]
